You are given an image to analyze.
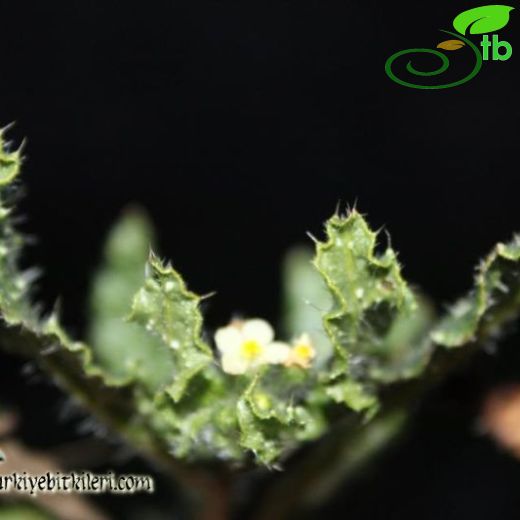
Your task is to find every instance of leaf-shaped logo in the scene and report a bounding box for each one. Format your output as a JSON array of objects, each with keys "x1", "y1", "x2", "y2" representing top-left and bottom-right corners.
[
  {"x1": 437, "y1": 39, "x2": 466, "y2": 51},
  {"x1": 453, "y1": 5, "x2": 514, "y2": 35}
]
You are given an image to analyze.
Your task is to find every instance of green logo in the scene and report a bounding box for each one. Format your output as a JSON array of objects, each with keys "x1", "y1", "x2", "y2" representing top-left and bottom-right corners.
[{"x1": 385, "y1": 5, "x2": 514, "y2": 89}]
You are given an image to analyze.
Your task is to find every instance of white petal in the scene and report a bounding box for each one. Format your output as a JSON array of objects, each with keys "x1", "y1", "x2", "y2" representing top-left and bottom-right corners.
[
  {"x1": 262, "y1": 342, "x2": 291, "y2": 364},
  {"x1": 221, "y1": 353, "x2": 249, "y2": 375},
  {"x1": 242, "y1": 319, "x2": 274, "y2": 345},
  {"x1": 294, "y1": 333, "x2": 312, "y2": 346},
  {"x1": 214, "y1": 326, "x2": 243, "y2": 354}
]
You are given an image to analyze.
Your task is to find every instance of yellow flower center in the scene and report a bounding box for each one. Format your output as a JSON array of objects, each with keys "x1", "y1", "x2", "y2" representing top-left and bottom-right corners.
[
  {"x1": 240, "y1": 339, "x2": 263, "y2": 360},
  {"x1": 286, "y1": 340, "x2": 315, "y2": 369},
  {"x1": 293, "y1": 343, "x2": 313, "y2": 361}
]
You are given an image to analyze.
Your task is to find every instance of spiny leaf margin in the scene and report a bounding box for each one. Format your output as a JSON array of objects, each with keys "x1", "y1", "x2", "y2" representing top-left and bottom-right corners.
[
  {"x1": 432, "y1": 236, "x2": 520, "y2": 347},
  {"x1": 313, "y1": 210, "x2": 431, "y2": 407}
]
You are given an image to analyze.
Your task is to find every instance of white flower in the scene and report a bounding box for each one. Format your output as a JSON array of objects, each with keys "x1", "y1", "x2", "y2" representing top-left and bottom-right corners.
[
  {"x1": 285, "y1": 333, "x2": 316, "y2": 369},
  {"x1": 215, "y1": 318, "x2": 290, "y2": 375}
]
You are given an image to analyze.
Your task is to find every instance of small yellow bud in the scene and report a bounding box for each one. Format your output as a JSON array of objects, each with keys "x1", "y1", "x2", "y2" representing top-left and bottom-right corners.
[{"x1": 285, "y1": 333, "x2": 316, "y2": 369}]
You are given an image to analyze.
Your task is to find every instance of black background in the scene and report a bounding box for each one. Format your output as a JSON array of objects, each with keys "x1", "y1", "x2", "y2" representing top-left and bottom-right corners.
[{"x1": 1, "y1": 1, "x2": 520, "y2": 518}]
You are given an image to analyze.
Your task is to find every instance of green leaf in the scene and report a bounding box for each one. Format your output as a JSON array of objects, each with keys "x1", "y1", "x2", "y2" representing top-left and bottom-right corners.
[
  {"x1": 0, "y1": 130, "x2": 32, "y2": 323},
  {"x1": 313, "y1": 211, "x2": 424, "y2": 405},
  {"x1": 90, "y1": 213, "x2": 238, "y2": 462},
  {"x1": 129, "y1": 253, "x2": 213, "y2": 401},
  {"x1": 149, "y1": 374, "x2": 245, "y2": 462},
  {"x1": 281, "y1": 247, "x2": 333, "y2": 366},
  {"x1": 0, "y1": 128, "x2": 21, "y2": 186},
  {"x1": 88, "y1": 209, "x2": 175, "y2": 392},
  {"x1": 237, "y1": 368, "x2": 326, "y2": 465},
  {"x1": 325, "y1": 378, "x2": 379, "y2": 414},
  {"x1": 368, "y1": 293, "x2": 435, "y2": 383},
  {"x1": 432, "y1": 237, "x2": 520, "y2": 347},
  {"x1": 453, "y1": 5, "x2": 514, "y2": 35},
  {"x1": 124, "y1": 253, "x2": 242, "y2": 462}
]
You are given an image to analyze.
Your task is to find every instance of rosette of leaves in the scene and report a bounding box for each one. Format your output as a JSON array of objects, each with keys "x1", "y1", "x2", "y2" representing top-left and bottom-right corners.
[{"x1": 2, "y1": 127, "x2": 520, "y2": 479}]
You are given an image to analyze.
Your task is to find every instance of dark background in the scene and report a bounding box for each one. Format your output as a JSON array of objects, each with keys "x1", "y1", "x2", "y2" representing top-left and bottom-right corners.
[{"x1": 0, "y1": 1, "x2": 520, "y2": 518}]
